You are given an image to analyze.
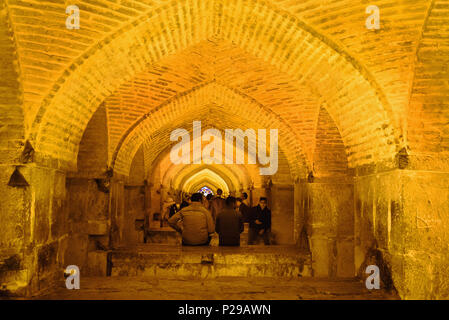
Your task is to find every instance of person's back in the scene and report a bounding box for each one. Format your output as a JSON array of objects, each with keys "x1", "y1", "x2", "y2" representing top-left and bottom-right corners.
[
  {"x1": 210, "y1": 188, "x2": 225, "y2": 221},
  {"x1": 215, "y1": 197, "x2": 244, "y2": 246},
  {"x1": 168, "y1": 203, "x2": 178, "y2": 218},
  {"x1": 204, "y1": 193, "x2": 213, "y2": 210},
  {"x1": 239, "y1": 201, "x2": 251, "y2": 223},
  {"x1": 168, "y1": 193, "x2": 214, "y2": 246}
]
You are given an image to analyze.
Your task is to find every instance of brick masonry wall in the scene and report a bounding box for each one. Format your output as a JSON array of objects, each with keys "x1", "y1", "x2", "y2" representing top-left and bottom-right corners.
[
  {"x1": 408, "y1": 0, "x2": 449, "y2": 171},
  {"x1": 0, "y1": 1, "x2": 23, "y2": 165},
  {"x1": 313, "y1": 106, "x2": 349, "y2": 177},
  {"x1": 1, "y1": 0, "x2": 449, "y2": 299},
  {"x1": 74, "y1": 104, "x2": 109, "y2": 178},
  {"x1": 354, "y1": 170, "x2": 449, "y2": 299},
  {"x1": 0, "y1": 0, "x2": 398, "y2": 171},
  {"x1": 0, "y1": 165, "x2": 69, "y2": 296}
]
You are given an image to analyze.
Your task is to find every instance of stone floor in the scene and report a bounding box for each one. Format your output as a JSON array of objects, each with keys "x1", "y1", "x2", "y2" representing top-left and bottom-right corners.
[
  {"x1": 34, "y1": 276, "x2": 398, "y2": 300},
  {"x1": 31, "y1": 245, "x2": 399, "y2": 300}
]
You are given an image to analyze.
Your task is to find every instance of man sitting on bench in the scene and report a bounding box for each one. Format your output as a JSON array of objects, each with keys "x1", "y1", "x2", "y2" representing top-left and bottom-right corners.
[{"x1": 168, "y1": 192, "x2": 215, "y2": 246}]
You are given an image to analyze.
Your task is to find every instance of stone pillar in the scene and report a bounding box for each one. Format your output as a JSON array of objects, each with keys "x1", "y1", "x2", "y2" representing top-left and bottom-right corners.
[
  {"x1": 354, "y1": 169, "x2": 449, "y2": 299},
  {"x1": 123, "y1": 185, "x2": 145, "y2": 245},
  {"x1": 306, "y1": 178, "x2": 354, "y2": 278},
  {"x1": 65, "y1": 177, "x2": 109, "y2": 276},
  {"x1": 270, "y1": 184, "x2": 295, "y2": 244},
  {"x1": 109, "y1": 178, "x2": 125, "y2": 248},
  {"x1": 293, "y1": 180, "x2": 309, "y2": 250},
  {"x1": 0, "y1": 164, "x2": 69, "y2": 295},
  {"x1": 143, "y1": 181, "x2": 151, "y2": 235},
  {"x1": 148, "y1": 184, "x2": 162, "y2": 229}
]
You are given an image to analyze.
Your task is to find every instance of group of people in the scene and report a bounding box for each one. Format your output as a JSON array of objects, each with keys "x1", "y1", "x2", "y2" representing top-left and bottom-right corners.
[{"x1": 165, "y1": 189, "x2": 272, "y2": 246}]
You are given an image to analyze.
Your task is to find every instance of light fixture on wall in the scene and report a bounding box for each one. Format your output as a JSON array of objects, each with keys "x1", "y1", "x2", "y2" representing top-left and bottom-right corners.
[
  {"x1": 307, "y1": 171, "x2": 314, "y2": 183},
  {"x1": 396, "y1": 147, "x2": 409, "y2": 169},
  {"x1": 7, "y1": 166, "x2": 29, "y2": 188},
  {"x1": 20, "y1": 140, "x2": 34, "y2": 164},
  {"x1": 95, "y1": 179, "x2": 110, "y2": 193}
]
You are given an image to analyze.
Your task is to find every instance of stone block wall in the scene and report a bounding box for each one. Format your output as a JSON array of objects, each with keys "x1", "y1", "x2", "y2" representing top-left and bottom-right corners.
[
  {"x1": 65, "y1": 178, "x2": 109, "y2": 274},
  {"x1": 270, "y1": 185, "x2": 295, "y2": 245},
  {"x1": 354, "y1": 169, "x2": 449, "y2": 299},
  {"x1": 0, "y1": 165, "x2": 68, "y2": 296},
  {"x1": 303, "y1": 180, "x2": 355, "y2": 278}
]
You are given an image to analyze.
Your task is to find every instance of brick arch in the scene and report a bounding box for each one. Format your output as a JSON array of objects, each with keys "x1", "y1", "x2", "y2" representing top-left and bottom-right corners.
[
  {"x1": 156, "y1": 138, "x2": 274, "y2": 190},
  {"x1": 0, "y1": 2, "x2": 24, "y2": 164},
  {"x1": 173, "y1": 166, "x2": 238, "y2": 193},
  {"x1": 146, "y1": 131, "x2": 262, "y2": 191},
  {"x1": 30, "y1": 0, "x2": 397, "y2": 172},
  {"x1": 133, "y1": 116, "x2": 289, "y2": 190},
  {"x1": 190, "y1": 182, "x2": 224, "y2": 195},
  {"x1": 313, "y1": 106, "x2": 350, "y2": 177},
  {"x1": 163, "y1": 162, "x2": 252, "y2": 192},
  {"x1": 158, "y1": 147, "x2": 261, "y2": 191},
  {"x1": 182, "y1": 168, "x2": 233, "y2": 195},
  {"x1": 173, "y1": 165, "x2": 244, "y2": 194},
  {"x1": 407, "y1": 0, "x2": 449, "y2": 171},
  {"x1": 104, "y1": 40, "x2": 323, "y2": 166},
  {"x1": 113, "y1": 82, "x2": 306, "y2": 177},
  {"x1": 142, "y1": 117, "x2": 294, "y2": 181},
  {"x1": 190, "y1": 183, "x2": 221, "y2": 196}
]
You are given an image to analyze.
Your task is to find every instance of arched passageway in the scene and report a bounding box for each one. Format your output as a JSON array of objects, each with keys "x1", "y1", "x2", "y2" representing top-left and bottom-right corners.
[{"x1": 1, "y1": 0, "x2": 448, "y2": 300}]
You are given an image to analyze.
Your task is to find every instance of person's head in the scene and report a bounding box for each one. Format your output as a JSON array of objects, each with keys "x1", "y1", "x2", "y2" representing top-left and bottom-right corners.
[
  {"x1": 259, "y1": 197, "x2": 267, "y2": 209},
  {"x1": 235, "y1": 197, "x2": 242, "y2": 208},
  {"x1": 190, "y1": 193, "x2": 203, "y2": 203},
  {"x1": 206, "y1": 193, "x2": 213, "y2": 201},
  {"x1": 241, "y1": 192, "x2": 248, "y2": 200},
  {"x1": 216, "y1": 188, "x2": 223, "y2": 196},
  {"x1": 225, "y1": 196, "x2": 236, "y2": 209}
]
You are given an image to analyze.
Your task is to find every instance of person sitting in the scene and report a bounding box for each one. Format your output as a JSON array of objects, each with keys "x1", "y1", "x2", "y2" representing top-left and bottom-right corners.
[
  {"x1": 239, "y1": 192, "x2": 251, "y2": 222},
  {"x1": 248, "y1": 197, "x2": 271, "y2": 245},
  {"x1": 168, "y1": 193, "x2": 214, "y2": 246},
  {"x1": 210, "y1": 188, "x2": 226, "y2": 222},
  {"x1": 161, "y1": 196, "x2": 176, "y2": 227},
  {"x1": 204, "y1": 193, "x2": 213, "y2": 210},
  {"x1": 215, "y1": 196, "x2": 244, "y2": 246},
  {"x1": 179, "y1": 194, "x2": 190, "y2": 210}
]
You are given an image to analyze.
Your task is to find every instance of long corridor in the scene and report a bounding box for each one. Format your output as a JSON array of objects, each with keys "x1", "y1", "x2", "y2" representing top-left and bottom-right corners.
[{"x1": 1, "y1": 0, "x2": 449, "y2": 300}]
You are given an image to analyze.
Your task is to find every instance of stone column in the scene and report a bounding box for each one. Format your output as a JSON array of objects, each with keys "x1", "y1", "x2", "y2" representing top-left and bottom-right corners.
[
  {"x1": 306, "y1": 177, "x2": 354, "y2": 278},
  {"x1": 354, "y1": 168, "x2": 449, "y2": 299},
  {"x1": 109, "y1": 178, "x2": 125, "y2": 248},
  {"x1": 270, "y1": 184, "x2": 295, "y2": 244},
  {"x1": 0, "y1": 163, "x2": 69, "y2": 295}
]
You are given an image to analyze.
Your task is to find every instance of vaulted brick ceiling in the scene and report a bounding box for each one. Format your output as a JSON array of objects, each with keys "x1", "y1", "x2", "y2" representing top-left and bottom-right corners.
[{"x1": 1, "y1": 0, "x2": 448, "y2": 178}]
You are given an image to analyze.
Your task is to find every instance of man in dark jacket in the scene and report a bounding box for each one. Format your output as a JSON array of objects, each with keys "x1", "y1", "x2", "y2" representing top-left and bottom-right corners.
[
  {"x1": 168, "y1": 193, "x2": 214, "y2": 246},
  {"x1": 215, "y1": 196, "x2": 244, "y2": 246},
  {"x1": 248, "y1": 197, "x2": 271, "y2": 245}
]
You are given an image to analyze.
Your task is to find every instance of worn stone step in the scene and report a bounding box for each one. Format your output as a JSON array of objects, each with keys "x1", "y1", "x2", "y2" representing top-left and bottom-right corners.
[{"x1": 110, "y1": 244, "x2": 312, "y2": 278}]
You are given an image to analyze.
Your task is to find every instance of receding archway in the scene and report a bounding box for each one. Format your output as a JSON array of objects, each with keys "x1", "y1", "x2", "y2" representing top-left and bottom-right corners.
[{"x1": 29, "y1": 0, "x2": 398, "y2": 174}]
